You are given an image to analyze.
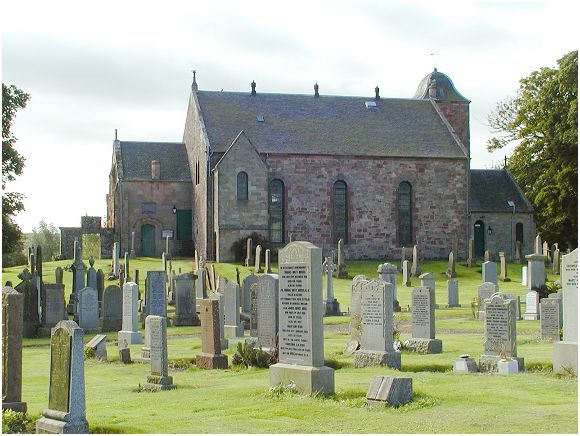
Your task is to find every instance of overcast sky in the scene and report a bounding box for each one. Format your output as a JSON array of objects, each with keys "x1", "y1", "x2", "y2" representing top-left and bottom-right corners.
[{"x1": 3, "y1": 0, "x2": 578, "y2": 233}]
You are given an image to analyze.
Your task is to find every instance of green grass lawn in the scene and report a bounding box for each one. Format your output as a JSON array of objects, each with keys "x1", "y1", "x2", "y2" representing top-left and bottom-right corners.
[{"x1": 3, "y1": 257, "x2": 577, "y2": 433}]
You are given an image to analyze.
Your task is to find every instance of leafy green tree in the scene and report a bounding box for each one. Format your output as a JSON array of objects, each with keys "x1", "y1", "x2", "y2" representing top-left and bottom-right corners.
[
  {"x1": 29, "y1": 221, "x2": 61, "y2": 261},
  {"x1": 2, "y1": 83, "x2": 30, "y2": 257},
  {"x1": 487, "y1": 50, "x2": 578, "y2": 248}
]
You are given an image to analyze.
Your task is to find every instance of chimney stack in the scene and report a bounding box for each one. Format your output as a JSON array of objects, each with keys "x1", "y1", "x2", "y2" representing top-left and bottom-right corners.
[
  {"x1": 375, "y1": 86, "x2": 380, "y2": 100},
  {"x1": 314, "y1": 83, "x2": 319, "y2": 98},
  {"x1": 251, "y1": 80, "x2": 256, "y2": 95},
  {"x1": 151, "y1": 160, "x2": 160, "y2": 180}
]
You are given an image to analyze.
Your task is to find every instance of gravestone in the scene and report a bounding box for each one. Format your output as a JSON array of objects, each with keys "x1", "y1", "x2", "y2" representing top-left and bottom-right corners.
[
  {"x1": 124, "y1": 252, "x2": 130, "y2": 281},
  {"x1": 447, "y1": 280, "x2": 459, "y2": 308},
  {"x1": 39, "y1": 284, "x2": 67, "y2": 337},
  {"x1": 118, "y1": 339, "x2": 132, "y2": 364},
  {"x1": 548, "y1": 292, "x2": 563, "y2": 328},
  {"x1": 195, "y1": 267, "x2": 206, "y2": 312},
  {"x1": 118, "y1": 282, "x2": 142, "y2": 345},
  {"x1": 344, "y1": 275, "x2": 369, "y2": 355},
  {"x1": 254, "y1": 245, "x2": 263, "y2": 273},
  {"x1": 209, "y1": 291, "x2": 228, "y2": 350},
  {"x1": 484, "y1": 250, "x2": 491, "y2": 262},
  {"x1": 244, "y1": 238, "x2": 253, "y2": 267},
  {"x1": 142, "y1": 316, "x2": 176, "y2": 390},
  {"x1": 248, "y1": 283, "x2": 259, "y2": 342},
  {"x1": 100, "y1": 285, "x2": 122, "y2": 332},
  {"x1": 400, "y1": 247, "x2": 406, "y2": 267},
  {"x1": 411, "y1": 245, "x2": 421, "y2": 277},
  {"x1": 543, "y1": 241, "x2": 550, "y2": 264},
  {"x1": 161, "y1": 252, "x2": 167, "y2": 272},
  {"x1": 55, "y1": 267, "x2": 64, "y2": 285},
  {"x1": 477, "y1": 282, "x2": 498, "y2": 319},
  {"x1": 15, "y1": 269, "x2": 39, "y2": 337},
  {"x1": 77, "y1": 287, "x2": 99, "y2": 332},
  {"x1": 256, "y1": 274, "x2": 279, "y2": 349},
  {"x1": 86, "y1": 256, "x2": 97, "y2": 290},
  {"x1": 552, "y1": 249, "x2": 561, "y2": 275},
  {"x1": 129, "y1": 231, "x2": 136, "y2": 259},
  {"x1": 353, "y1": 279, "x2": 401, "y2": 368},
  {"x1": 173, "y1": 273, "x2": 199, "y2": 326},
  {"x1": 96, "y1": 269, "x2": 105, "y2": 302},
  {"x1": 479, "y1": 293, "x2": 523, "y2": 372},
  {"x1": 401, "y1": 260, "x2": 411, "y2": 287},
  {"x1": 270, "y1": 241, "x2": 335, "y2": 395},
  {"x1": 217, "y1": 276, "x2": 228, "y2": 293},
  {"x1": 526, "y1": 247, "x2": 546, "y2": 291},
  {"x1": 69, "y1": 238, "x2": 86, "y2": 315},
  {"x1": 223, "y1": 282, "x2": 244, "y2": 339},
  {"x1": 502, "y1": 293, "x2": 522, "y2": 320},
  {"x1": 168, "y1": 270, "x2": 176, "y2": 305},
  {"x1": 408, "y1": 286, "x2": 442, "y2": 354},
  {"x1": 482, "y1": 261, "x2": 498, "y2": 285},
  {"x1": 196, "y1": 299, "x2": 228, "y2": 369},
  {"x1": 336, "y1": 238, "x2": 348, "y2": 278},
  {"x1": 553, "y1": 248, "x2": 578, "y2": 375},
  {"x1": 112, "y1": 242, "x2": 120, "y2": 278},
  {"x1": 377, "y1": 262, "x2": 400, "y2": 312},
  {"x1": 523, "y1": 291, "x2": 540, "y2": 320},
  {"x1": 2, "y1": 287, "x2": 27, "y2": 413},
  {"x1": 265, "y1": 249, "x2": 272, "y2": 274},
  {"x1": 453, "y1": 355, "x2": 478, "y2": 373},
  {"x1": 540, "y1": 299, "x2": 560, "y2": 341},
  {"x1": 466, "y1": 239, "x2": 476, "y2": 267},
  {"x1": 142, "y1": 271, "x2": 167, "y2": 325},
  {"x1": 35, "y1": 320, "x2": 89, "y2": 434},
  {"x1": 521, "y1": 266, "x2": 528, "y2": 286},
  {"x1": 515, "y1": 241, "x2": 522, "y2": 264},
  {"x1": 242, "y1": 273, "x2": 258, "y2": 314},
  {"x1": 419, "y1": 273, "x2": 436, "y2": 308},
  {"x1": 498, "y1": 252, "x2": 510, "y2": 282},
  {"x1": 85, "y1": 334, "x2": 107, "y2": 360},
  {"x1": 323, "y1": 256, "x2": 341, "y2": 315},
  {"x1": 446, "y1": 251, "x2": 457, "y2": 278},
  {"x1": 365, "y1": 376, "x2": 412, "y2": 407},
  {"x1": 137, "y1": 313, "x2": 153, "y2": 363}
]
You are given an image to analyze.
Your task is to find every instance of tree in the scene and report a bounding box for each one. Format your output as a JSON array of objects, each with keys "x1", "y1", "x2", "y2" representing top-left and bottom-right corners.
[
  {"x1": 28, "y1": 221, "x2": 61, "y2": 261},
  {"x1": 487, "y1": 50, "x2": 578, "y2": 248},
  {"x1": 2, "y1": 83, "x2": 30, "y2": 257}
]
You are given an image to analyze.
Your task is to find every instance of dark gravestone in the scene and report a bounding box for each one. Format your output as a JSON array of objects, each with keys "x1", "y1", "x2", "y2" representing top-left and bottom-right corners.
[
  {"x1": 39, "y1": 284, "x2": 67, "y2": 337},
  {"x1": 100, "y1": 285, "x2": 122, "y2": 332},
  {"x1": 256, "y1": 274, "x2": 279, "y2": 349},
  {"x1": 96, "y1": 269, "x2": 105, "y2": 302},
  {"x1": 196, "y1": 299, "x2": 228, "y2": 369},
  {"x1": 15, "y1": 270, "x2": 39, "y2": 337},
  {"x1": 540, "y1": 299, "x2": 560, "y2": 341},
  {"x1": 173, "y1": 273, "x2": 199, "y2": 326}
]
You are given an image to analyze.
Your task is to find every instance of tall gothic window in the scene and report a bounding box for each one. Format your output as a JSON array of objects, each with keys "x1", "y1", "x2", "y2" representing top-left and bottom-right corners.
[
  {"x1": 516, "y1": 222, "x2": 523, "y2": 243},
  {"x1": 333, "y1": 180, "x2": 348, "y2": 244},
  {"x1": 269, "y1": 179, "x2": 284, "y2": 243},
  {"x1": 237, "y1": 171, "x2": 248, "y2": 200},
  {"x1": 398, "y1": 181, "x2": 412, "y2": 246}
]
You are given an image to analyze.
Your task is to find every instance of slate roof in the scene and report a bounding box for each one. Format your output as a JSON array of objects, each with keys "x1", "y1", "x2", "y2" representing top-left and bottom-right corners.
[
  {"x1": 470, "y1": 169, "x2": 532, "y2": 213},
  {"x1": 413, "y1": 69, "x2": 470, "y2": 102},
  {"x1": 118, "y1": 141, "x2": 191, "y2": 181},
  {"x1": 196, "y1": 91, "x2": 466, "y2": 159}
]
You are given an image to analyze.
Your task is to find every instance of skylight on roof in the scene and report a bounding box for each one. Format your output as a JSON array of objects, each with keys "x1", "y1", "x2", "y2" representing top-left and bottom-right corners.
[
  {"x1": 256, "y1": 114, "x2": 265, "y2": 122},
  {"x1": 365, "y1": 101, "x2": 377, "y2": 109}
]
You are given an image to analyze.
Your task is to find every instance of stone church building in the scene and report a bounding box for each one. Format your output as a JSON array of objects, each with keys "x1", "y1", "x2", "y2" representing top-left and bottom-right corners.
[{"x1": 107, "y1": 69, "x2": 534, "y2": 261}]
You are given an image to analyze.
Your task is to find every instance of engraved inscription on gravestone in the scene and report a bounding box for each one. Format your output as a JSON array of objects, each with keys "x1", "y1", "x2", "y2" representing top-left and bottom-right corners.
[
  {"x1": 149, "y1": 320, "x2": 163, "y2": 375},
  {"x1": 279, "y1": 263, "x2": 311, "y2": 365},
  {"x1": 361, "y1": 285, "x2": 384, "y2": 351},
  {"x1": 48, "y1": 327, "x2": 71, "y2": 412},
  {"x1": 540, "y1": 299, "x2": 560, "y2": 341},
  {"x1": 484, "y1": 300, "x2": 510, "y2": 355},
  {"x1": 412, "y1": 288, "x2": 433, "y2": 339},
  {"x1": 250, "y1": 283, "x2": 258, "y2": 337}
]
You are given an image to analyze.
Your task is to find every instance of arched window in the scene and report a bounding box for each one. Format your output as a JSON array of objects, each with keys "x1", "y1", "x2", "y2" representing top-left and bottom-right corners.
[
  {"x1": 516, "y1": 222, "x2": 523, "y2": 243},
  {"x1": 333, "y1": 180, "x2": 348, "y2": 244},
  {"x1": 269, "y1": 179, "x2": 284, "y2": 243},
  {"x1": 237, "y1": 171, "x2": 248, "y2": 200},
  {"x1": 398, "y1": 182, "x2": 412, "y2": 246}
]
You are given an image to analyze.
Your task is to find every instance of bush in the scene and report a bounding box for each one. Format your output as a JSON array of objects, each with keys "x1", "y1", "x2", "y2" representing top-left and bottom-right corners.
[
  {"x1": 230, "y1": 232, "x2": 273, "y2": 263},
  {"x1": 232, "y1": 342, "x2": 275, "y2": 368},
  {"x1": 2, "y1": 251, "x2": 27, "y2": 268},
  {"x1": 2, "y1": 409, "x2": 35, "y2": 434}
]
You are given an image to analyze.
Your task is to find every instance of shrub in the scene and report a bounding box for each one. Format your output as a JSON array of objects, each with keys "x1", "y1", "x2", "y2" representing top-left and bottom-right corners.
[
  {"x1": 2, "y1": 409, "x2": 35, "y2": 434},
  {"x1": 232, "y1": 342, "x2": 275, "y2": 368},
  {"x1": 230, "y1": 232, "x2": 272, "y2": 263}
]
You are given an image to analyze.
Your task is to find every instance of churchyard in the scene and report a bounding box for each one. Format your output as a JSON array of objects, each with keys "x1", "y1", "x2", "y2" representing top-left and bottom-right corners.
[{"x1": 2, "y1": 248, "x2": 578, "y2": 433}]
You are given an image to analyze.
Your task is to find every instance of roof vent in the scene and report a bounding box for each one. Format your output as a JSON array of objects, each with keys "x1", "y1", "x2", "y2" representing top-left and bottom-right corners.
[
  {"x1": 256, "y1": 114, "x2": 265, "y2": 122},
  {"x1": 151, "y1": 160, "x2": 160, "y2": 180},
  {"x1": 365, "y1": 101, "x2": 377, "y2": 109}
]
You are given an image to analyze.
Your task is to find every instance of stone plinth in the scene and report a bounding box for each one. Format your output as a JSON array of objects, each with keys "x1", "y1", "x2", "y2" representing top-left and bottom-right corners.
[
  {"x1": 269, "y1": 363, "x2": 335, "y2": 395},
  {"x1": 497, "y1": 359, "x2": 519, "y2": 375},
  {"x1": 405, "y1": 338, "x2": 442, "y2": 354},
  {"x1": 354, "y1": 350, "x2": 401, "y2": 369},
  {"x1": 365, "y1": 376, "x2": 412, "y2": 407},
  {"x1": 453, "y1": 356, "x2": 477, "y2": 373}
]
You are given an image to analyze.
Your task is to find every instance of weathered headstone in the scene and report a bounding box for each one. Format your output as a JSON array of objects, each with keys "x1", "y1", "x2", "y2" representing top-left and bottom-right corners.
[
  {"x1": 408, "y1": 286, "x2": 442, "y2": 354},
  {"x1": 498, "y1": 252, "x2": 510, "y2": 282},
  {"x1": 411, "y1": 245, "x2": 421, "y2": 277},
  {"x1": 55, "y1": 267, "x2": 64, "y2": 285},
  {"x1": 540, "y1": 299, "x2": 560, "y2": 341},
  {"x1": 143, "y1": 271, "x2": 167, "y2": 324},
  {"x1": 543, "y1": 241, "x2": 550, "y2": 264},
  {"x1": 112, "y1": 242, "x2": 120, "y2": 278},
  {"x1": 254, "y1": 245, "x2": 263, "y2": 273},
  {"x1": 446, "y1": 251, "x2": 457, "y2": 278},
  {"x1": 502, "y1": 293, "x2": 522, "y2": 320},
  {"x1": 100, "y1": 285, "x2": 122, "y2": 332},
  {"x1": 86, "y1": 256, "x2": 97, "y2": 290},
  {"x1": 241, "y1": 273, "x2": 257, "y2": 314},
  {"x1": 15, "y1": 269, "x2": 39, "y2": 337},
  {"x1": 256, "y1": 274, "x2": 279, "y2": 349},
  {"x1": 270, "y1": 241, "x2": 335, "y2": 395},
  {"x1": 223, "y1": 282, "x2": 244, "y2": 339},
  {"x1": 129, "y1": 231, "x2": 136, "y2": 259},
  {"x1": 118, "y1": 282, "x2": 142, "y2": 345},
  {"x1": 77, "y1": 287, "x2": 99, "y2": 332},
  {"x1": 477, "y1": 282, "x2": 498, "y2": 319},
  {"x1": 195, "y1": 267, "x2": 206, "y2": 312},
  {"x1": 196, "y1": 299, "x2": 228, "y2": 369},
  {"x1": 265, "y1": 249, "x2": 272, "y2": 274},
  {"x1": 534, "y1": 234, "x2": 543, "y2": 255},
  {"x1": 453, "y1": 355, "x2": 477, "y2": 373},
  {"x1": 137, "y1": 313, "x2": 153, "y2": 363},
  {"x1": 377, "y1": 262, "x2": 400, "y2": 312},
  {"x1": 173, "y1": 273, "x2": 199, "y2": 326},
  {"x1": 344, "y1": 275, "x2": 369, "y2": 355},
  {"x1": 39, "y1": 284, "x2": 67, "y2": 337},
  {"x1": 526, "y1": 250, "x2": 546, "y2": 291},
  {"x1": 553, "y1": 248, "x2": 578, "y2": 375},
  {"x1": 124, "y1": 252, "x2": 130, "y2": 281},
  {"x1": 521, "y1": 266, "x2": 528, "y2": 286},
  {"x1": 36, "y1": 320, "x2": 89, "y2": 433},
  {"x1": 2, "y1": 287, "x2": 27, "y2": 413},
  {"x1": 96, "y1": 269, "x2": 105, "y2": 302},
  {"x1": 85, "y1": 334, "x2": 107, "y2": 360},
  {"x1": 523, "y1": 291, "x2": 540, "y2": 321},
  {"x1": 323, "y1": 256, "x2": 341, "y2": 315},
  {"x1": 161, "y1": 252, "x2": 167, "y2": 272},
  {"x1": 353, "y1": 279, "x2": 401, "y2": 368},
  {"x1": 248, "y1": 283, "x2": 259, "y2": 341},
  {"x1": 118, "y1": 338, "x2": 132, "y2": 364},
  {"x1": 552, "y1": 249, "x2": 560, "y2": 275},
  {"x1": 168, "y1": 269, "x2": 176, "y2": 305},
  {"x1": 142, "y1": 316, "x2": 176, "y2": 390},
  {"x1": 208, "y1": 291, "x2": 228, "y2": 350},
  {"x1": 401, "y1": 260, "x2": 411, "y2": 287},
  {"x1": 244, "y1": 238, "x2": 253, "y2": 267},
  {"x1": 484, "y1": 250, "x2": 491, "y2": 262},
  {"x1": 365, "y1": 376, "x2": 412, "y2": 407},
  {"x1": 482, "y1": 261, "x2": 498, "y2": 285},
  {"x1": 336, "y1": 238, "x2": 348, "y2": 279},
  {"x1": 419, "y1": 273, "x2": 436, "y2": 308},
  {"x1": 478, "y1": 293, "x2": 523, "y2": 372},
  {"x1": 447, "y1": 280, "x2": 459, "y2": 308},
  {"x1": 466, "y1": 239, "x2": 476, "y2": 267},
  {"x1": 515, "y1": 241, "x2": 522, "y2": 264}
]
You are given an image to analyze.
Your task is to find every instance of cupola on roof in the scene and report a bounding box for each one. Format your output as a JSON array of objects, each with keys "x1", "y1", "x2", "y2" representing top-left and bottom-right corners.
[{"x1": 413, "y1": 68, "x2": 470, "y2": 103}]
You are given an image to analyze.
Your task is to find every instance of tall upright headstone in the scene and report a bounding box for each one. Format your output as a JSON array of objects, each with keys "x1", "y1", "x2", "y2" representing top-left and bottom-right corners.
[
  {"x1": 124, "y1": 252, "x2": 130, "y2": 282},
  {"x1": 223, "y1": 282, "x2": 244, "y2": 339},
  {"x1": 401, "y1": 260, "x2": 411, "y2": 287},
  {"x1": 143, "y1": 271, "x2": 167, "y2": 324},
  {"x1": 270, "y1": 241, "x2": 335, "y2": 395},
  {"x1": 2, "y1": 287, "x2": 27, "y2": 413},
  {"x1": 552, "y1": 249, "x2": 561, "y2": 275},
  {"x1": 542, "y1": 241, "x2": 550, "y2": 264},
  {"x1": 336, "y1": 238, "x2": 348, "y2": 279},
  {"x1": 55, "y1": 267, "x2": 64, "y2": 285},
  {"x1": 523, "y1": 290, "x2": 540, "y2": 321},
  {"x1": 466, "y1": 239, "x2": 476, "y2": 267},
  {"x1": 173, "y1": 273, "x2": 199, "y2": 326},
  {"x1": 408, "y1": 286, "x2": 442, "y2": 354},
  {"x1": 118, "y1": 282, "x2": 142, "y2": 345},
  {"x1": 14, "y1": 269, "x2": 39, "y2": 337},
  {"x1": 322, "y1": 256, "x2": 341, "y2": 315},
  {"x1": 411, "y1": 245, "x2": 421, "y2": 277},
  {"x1": 244, "y1": 238, "x2": 253, "y2": 267},
  {"x1": 77, "y1": 287, "x2": 99, "y2": 332},
  {"x1": 129, "y1": 231, "x2": 136, "y2": 259},
  {"x1": 515, "y1": 241, "x2": 522, "y2": 264},
  {"x1": 344, "y1": 275, "x2": 369, "y2": 355},
  {"x1": 68, "y1": 238, "x2": 86, "y2": 315},
  {"x1": 353, "y1": 279, "x2": 401, "y2": 368},
  {"x1": 196, "y1": 299, "x2": 228, "y2": 369},
  {"x1": 208, "y1": 291, "x2": 228, "y2": 350},
  {"x1": 534, "y1": 234, "x2": 543, "y2": 255},
  {"x1": 498, "y1": 252, "x2": 510, "y2": 282},
  {"x1": 254, "y1": 245, "x2": 263, "y2": 273},
  {"x1": 100, "y1": 285, "x2": 122, "y2": 332},
  {"x1": 377, "y1": 262, "x2": 400, "y2": 312},
  {"x1": 521, "y1": 266, "x2": 528, "y2": 286},
  {"x1": 478, "y1": 293, "x2": 523, "y2": 372},
  {"x1": 242, "y1": 273, "x2": 258, "y2": 314},
  {"x1": 195, "y1": 266, "x2": 206, "y2": 312},
  {"x1": 477, "y1": 282, "x2": 498, "y2": 319},
  {"x1": 482, "y1": 261, "x2": 498, "y2": 285},
  {"x1": 86, "y1": 256, "x2": 97, "y2": 290},
  {"x1": 446, "y1": 251, "x2": 457, "y2": 278},
  {"x1": 553, "y1": 248, "x2": 578, "y2": 375},
  {"x1": 249, "y1": 283, "x2": 259, "y2": 340},
  {"x1": 484, "y1": 250, "x2": 491, "y2": 262},
  {"x1": 419, "y1": 273, "x2": 436, "y2": 308},
  {"x1": 112, "y1": 242, "x2": 120, "y2": 278},
  {"x1": 142, "y1": 316, "x2": 175, "y2": 390},
  {"x1": 256, "y1": 274, "x2": 279, "y2": 349},
  {"x1": 265, "y1": 249, "x2": 272, "y2": 274},
  {"x1": 36, "y1": 320, "x2": 89, "y2": 433},
  {"x1": 540, "y1": 299, "x2": 560, "y2": 341},
  {"x1": 39, "y1": 284, "x2": 67, "y2": 337},
  {"x1": 447, "y1": 280, "x2": 459, "y2": 308},
  {"x1": 96, "y1": 269, "x2": 105, "y2": 302}
]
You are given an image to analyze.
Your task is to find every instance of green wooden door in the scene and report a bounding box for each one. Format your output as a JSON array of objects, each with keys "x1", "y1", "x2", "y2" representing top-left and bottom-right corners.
[
  {"x1": 474, "y1": 221, "x2": 485, "y2": 258},
  {"x1": 141, "y1": 224, "x2": 155, "y2": 257},
  {"x1": 176, "y1": 210, "x2": 192, "y2": 240}
]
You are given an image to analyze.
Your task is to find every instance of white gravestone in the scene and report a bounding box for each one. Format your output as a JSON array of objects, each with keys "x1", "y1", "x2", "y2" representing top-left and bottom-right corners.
[
  {"x1": 223, "y1": 282, "x2": 244, "y2": 340},
  {"x1": 118, "y1": 282, "x2": 142, "y2": 345},
  {"x1": 408, "y1": 286, "x2": 442, "y2": 354},
  {"x1": 523, "y1": 291, "x2": 540, "y2": 321},
  {"x1": 142, "y1": 316, "x2": 175, "y2": 391}
]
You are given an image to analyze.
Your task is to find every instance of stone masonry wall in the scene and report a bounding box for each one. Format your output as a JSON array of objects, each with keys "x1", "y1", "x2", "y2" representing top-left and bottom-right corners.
[{"x1": 436, "y1": 102, "x2": 469, "y2": 152}]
